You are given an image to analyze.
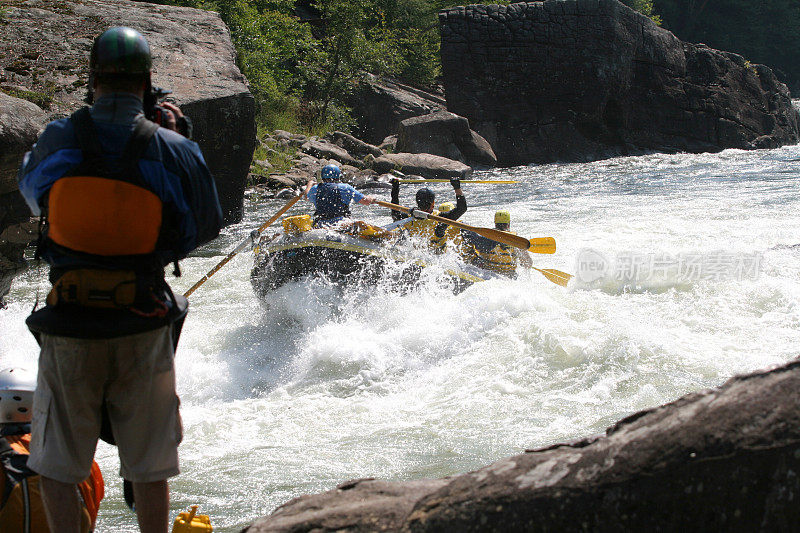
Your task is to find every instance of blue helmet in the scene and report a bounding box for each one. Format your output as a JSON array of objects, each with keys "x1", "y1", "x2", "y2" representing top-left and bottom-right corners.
[{"x1": 321, "y1": 164, "x2": 341, "y2": 182}]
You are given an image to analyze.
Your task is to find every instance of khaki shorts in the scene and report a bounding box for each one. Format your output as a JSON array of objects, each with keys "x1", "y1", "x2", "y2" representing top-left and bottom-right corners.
[{"x1": 28, "y1": 326, "x2": 182, "y2": 484}]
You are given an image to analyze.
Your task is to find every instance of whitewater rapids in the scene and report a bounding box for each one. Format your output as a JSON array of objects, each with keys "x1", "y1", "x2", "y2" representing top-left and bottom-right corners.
[{"x1": 2, "y1": 143, "x2": 799, "y2": 531}]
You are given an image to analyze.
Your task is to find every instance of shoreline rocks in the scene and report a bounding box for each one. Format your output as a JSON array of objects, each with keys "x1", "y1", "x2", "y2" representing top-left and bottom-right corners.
[
  {"x1": 250, "y1": 129, "x2": 478, "y2": 197},
  {"x1": 243, "y1": 358, "x2": 800, "y2": 532}
]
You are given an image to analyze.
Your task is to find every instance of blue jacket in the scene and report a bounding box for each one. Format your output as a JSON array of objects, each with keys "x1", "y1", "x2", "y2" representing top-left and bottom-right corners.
[
  {"x1": 308, "y1": 182, "x2": 363, "y2": 225},
  {"x1": 18, "y1": 94, "x2": 222, "y2": 270}
]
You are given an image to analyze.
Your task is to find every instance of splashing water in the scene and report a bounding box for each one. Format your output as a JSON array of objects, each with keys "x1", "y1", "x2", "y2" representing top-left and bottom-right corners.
[{"x1": 2, "y1": 142, "x2": 799, "y2": 531}]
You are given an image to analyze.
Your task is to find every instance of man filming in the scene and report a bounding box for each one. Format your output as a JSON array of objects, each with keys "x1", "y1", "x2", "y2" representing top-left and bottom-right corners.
[{"x1": 18, "y1": 26, "x2": 222, "y2": 533}]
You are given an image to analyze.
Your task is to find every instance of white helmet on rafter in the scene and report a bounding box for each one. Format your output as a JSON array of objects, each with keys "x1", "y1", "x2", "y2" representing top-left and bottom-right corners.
[{"x1": 0, "y1": 368, "x2": 36, "y2": 424}]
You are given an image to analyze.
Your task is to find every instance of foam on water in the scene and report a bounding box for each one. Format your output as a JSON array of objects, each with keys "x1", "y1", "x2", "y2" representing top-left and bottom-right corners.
[{"x1": 1, "y1": 144, "x2": 799, "y2": 531}]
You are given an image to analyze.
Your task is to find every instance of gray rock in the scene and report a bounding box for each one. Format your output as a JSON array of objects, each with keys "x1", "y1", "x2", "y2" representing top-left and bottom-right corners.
[
  {"x1": 300, "y1": 139, "x2": 361, "y2": 168},
  {"x1": 273, "y1": 130, "x2": 307, "y2": 142},
  {"x1": 283, "y1": 170, "x2": 314, "y2": 188},
  {"x1": 292, "y1": 155, "x2": 322, "y2": 174},
  {"x1": 250, "y1": 173, "x2": 297, "y2": 190},
  {"x1": 244, "y1": 478, "x2": 450, "y2": 533},
  {"x1": 0, "y1": 0, "x2": 256, "y2": 223},
  {"x1": 243, "y1": 358, "x2": 800, "y2": 532},
  {"x1": 396, "y1": 111, "x2": 497, "y2": 167},
  {"x1": 339, "y1": 164, "x2": 361, "y2": 181},
  {"x1": 326, "y1": 131, "x2": 384, "y2": 159},
  {"x1": 372, "y1": 153, "x2": 473, "y2": 180},
  {"x1": 347, "y1": 74, "x2": 446, "y2": 145},
  {"x1": 274, "y1": 188, "x2": 295, "y2": 199},
  {"x1": 0, "y1": 93, "x2": 47, "y2": 197},
  {"x1": 0, "y1": 92, "x2": 47, "y2": 304},
  {"x1": 380, "y1": 135, "x2": 398, "y2": 152},
  {"x1": 439, "y1": 0, "x2": 800, "y2": 165}
]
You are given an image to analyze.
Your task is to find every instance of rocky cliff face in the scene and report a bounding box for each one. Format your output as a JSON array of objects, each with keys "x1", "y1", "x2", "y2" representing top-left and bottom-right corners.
[
  {"x1": 438, "y1": 0, "x2": 800, "y2": 166},
  {"x1": 244, "y1": 358, "x2": 800, "y2": 532},
  {"x1": 0, "y1": 0, "x2": 256, "y2": 223}
]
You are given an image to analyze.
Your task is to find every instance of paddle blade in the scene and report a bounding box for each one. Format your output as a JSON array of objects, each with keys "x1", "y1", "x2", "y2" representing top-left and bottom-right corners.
[
  {"x1": 528, "y1": 237, "x2": 556, "y2": 254},
  {"x1": 534, "y1": 267, "x2": 572, "y2": 287}
]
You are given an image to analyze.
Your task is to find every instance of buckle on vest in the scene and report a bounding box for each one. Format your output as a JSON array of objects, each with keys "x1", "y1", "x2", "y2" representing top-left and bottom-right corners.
[{"x1": 46, "y1": 269, "x2": 138, "y2": 309}]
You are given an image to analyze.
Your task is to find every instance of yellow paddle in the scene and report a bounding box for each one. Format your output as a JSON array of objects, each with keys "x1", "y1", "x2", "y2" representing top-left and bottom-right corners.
[
  {"x1": 184, "y1": 193, "x2": 303, "y2": 297},
  {"x1": 398, "y1": 179, "x2": 518, "y2": 184},
  {"x1": 531, "y1": 267, "x2": 573, "y2": 287},
  {"x1": 374, "y1": 199, "x2": 556, "y2": 254}
]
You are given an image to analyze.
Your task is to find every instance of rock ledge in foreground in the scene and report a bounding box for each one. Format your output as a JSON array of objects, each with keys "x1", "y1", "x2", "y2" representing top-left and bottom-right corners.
[{"x1": 244, "y1": 358, "x2": 800, "y2": 532}]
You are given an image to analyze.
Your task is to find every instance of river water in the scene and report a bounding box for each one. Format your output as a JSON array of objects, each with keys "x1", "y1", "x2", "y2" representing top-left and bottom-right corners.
[{"x1": 1, "y1": 139, "x2": 799, "y2": 531}]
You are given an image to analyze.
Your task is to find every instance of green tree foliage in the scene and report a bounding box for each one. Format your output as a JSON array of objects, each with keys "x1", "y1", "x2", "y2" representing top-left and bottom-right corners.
[
  {"x1": 159, "y1": 0, "x2": 458, "y2": 131},
  {"x1": 654, "y1": 0, "x2": 800, "y2": 91},
  {"x1": 620, "y1": 0, "x2": 662, "y2": 24},
  {"x1": 217, "y1": 0, "x2": 319, "y2": 129}
]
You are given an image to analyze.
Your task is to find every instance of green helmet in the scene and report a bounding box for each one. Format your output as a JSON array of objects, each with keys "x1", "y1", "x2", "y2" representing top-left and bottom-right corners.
[{"x1": 90, "y1": 27, "x2": 152, "y2": 75}]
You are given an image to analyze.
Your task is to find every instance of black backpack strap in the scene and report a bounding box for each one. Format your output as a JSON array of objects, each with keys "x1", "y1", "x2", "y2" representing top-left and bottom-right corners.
[
  {"x1": 0, "y1": 437, "x2": 36, "y2": 510},
  {"x1": 69, "y1": 107, "x2": 108, "y2": 175},
  {"x1": 0, "y1": 438, "x2": 13, "y2": 510},
  {"x1": 119, "y1": 117, "x2": 159, "y2": 179}
]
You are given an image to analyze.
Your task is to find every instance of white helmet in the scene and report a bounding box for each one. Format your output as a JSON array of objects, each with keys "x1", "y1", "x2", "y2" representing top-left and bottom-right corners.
[{"x1": 0, "y1": 368, "x2": 36, "y2": 424}]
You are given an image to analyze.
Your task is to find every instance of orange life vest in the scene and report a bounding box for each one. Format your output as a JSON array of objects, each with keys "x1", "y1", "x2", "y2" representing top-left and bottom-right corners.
[
  {"x1": 0, "y1": 433, "x2": 104, "y2": 533},
  {"x1": 45, "y1": 107, "x2": 163, "y2": 258},
  {"x1": 48, "y1": 176, "x2": 162, "y2": 256}
]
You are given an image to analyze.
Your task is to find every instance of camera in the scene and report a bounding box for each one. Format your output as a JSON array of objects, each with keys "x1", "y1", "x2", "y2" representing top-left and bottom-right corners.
[
  {"x1": 85, "y1": 81, "x2": 193, "y2": 139},
  {"x1": 145, "y1": 86, "x2": 192, "y2": 139}
]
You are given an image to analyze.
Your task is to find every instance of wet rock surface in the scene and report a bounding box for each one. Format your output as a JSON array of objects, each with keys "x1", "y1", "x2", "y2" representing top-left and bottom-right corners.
[
  {"x1": 439, "y1": 0, "x2": 800, "y2": 166},
  {"x1": 242, "y1": 359, "x2": 800, "y2": 532}
]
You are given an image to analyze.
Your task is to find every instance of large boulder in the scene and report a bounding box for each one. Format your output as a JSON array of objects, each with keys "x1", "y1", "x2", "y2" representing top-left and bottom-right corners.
[
  {"x1": 300, "y1": 139, "x2": 362, "y2": 168},
  {"x1": 438, "y1": 0, "x2": 800, "y2": 166},
  {"x1": 244, "y1": 358, "x2": 800, "y2": 531},
  {"x1": 347, "y1": 74, "x2": 446, "y2": 145},
  {"x1": 326, "y1": 131, "x2": 384, "y2": 159},
  {"x1": 396, "y1": 111, "x2": 497, "y2": 167},
  {"x1": 372, "y1": 153, "x2": 473, "y2": 180},
  {"x1": 0, "y1": 92, "x2": 47, "y2": 198},
  {"x1": 0, "y1": 0, "x2": 256, "y2": 223},
  {"x1": 0, "y1": 92, "x2": 47, "y2": 305}
]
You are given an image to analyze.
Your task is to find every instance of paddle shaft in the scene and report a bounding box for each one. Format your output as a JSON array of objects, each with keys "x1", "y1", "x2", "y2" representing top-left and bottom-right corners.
[
  {"x1": 375, "y1": 199, "x2": 532, "y2": 251},
  {"x1": 183, "y1": 194, "x2": 303, "y2": 297}
]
